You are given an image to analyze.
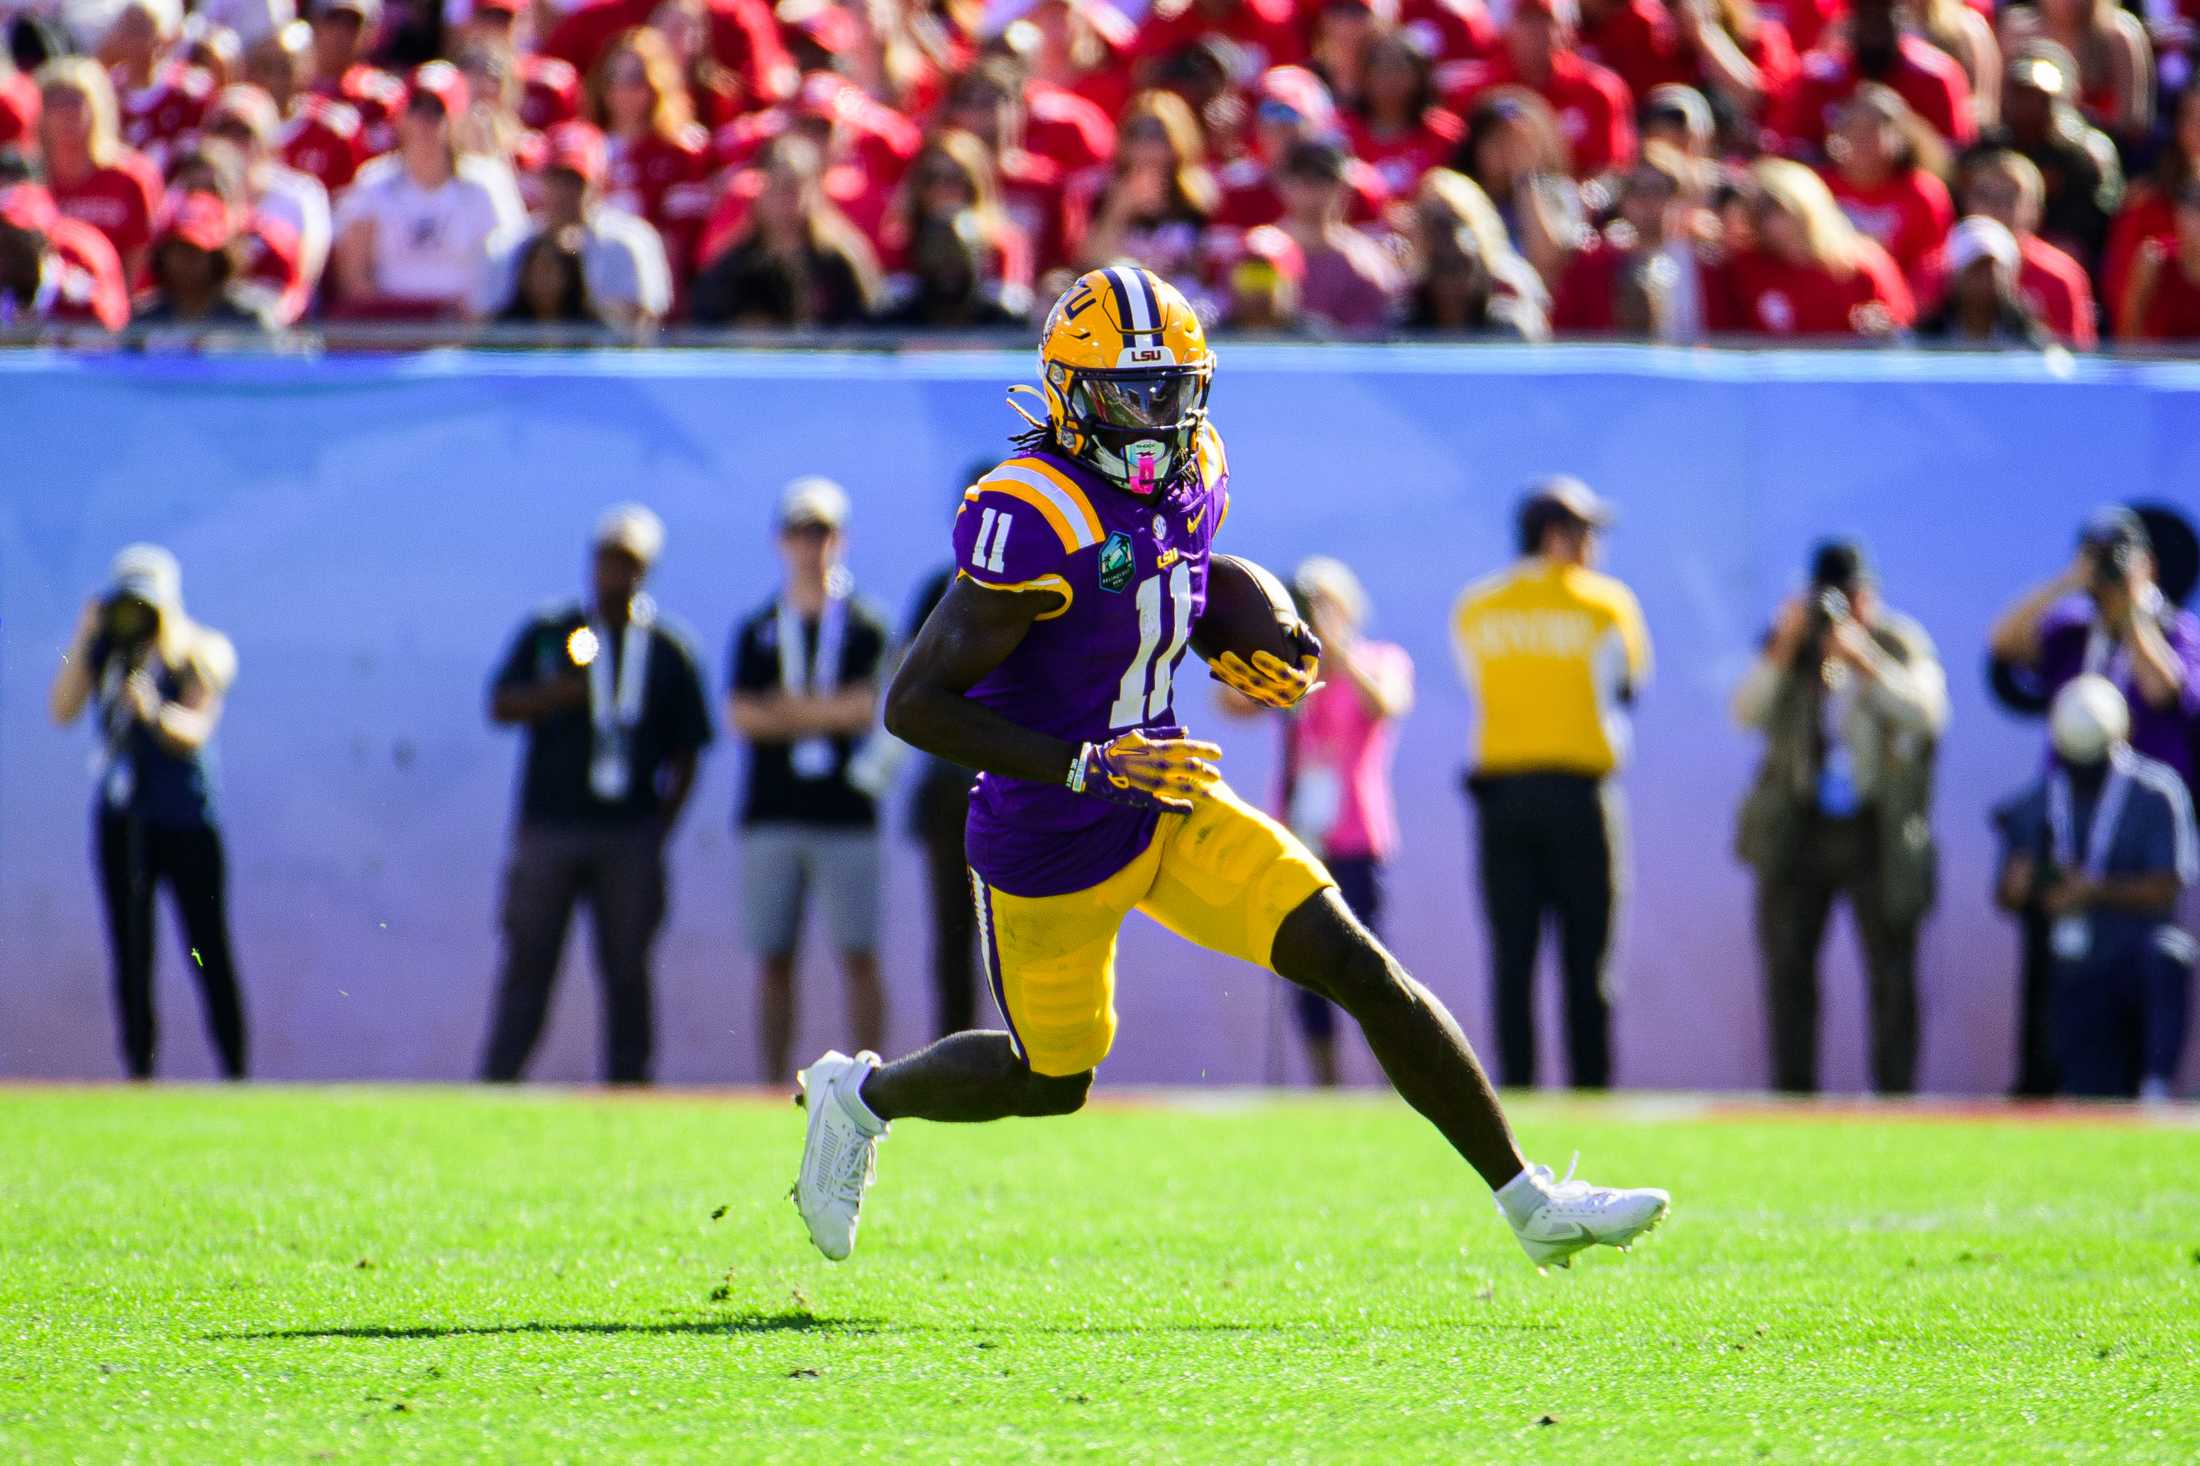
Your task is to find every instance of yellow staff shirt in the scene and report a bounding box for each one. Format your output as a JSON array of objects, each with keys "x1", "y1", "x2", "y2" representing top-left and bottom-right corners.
[{"x1": 1451, "y1": 559, "x2": 1652, "y2": 779}]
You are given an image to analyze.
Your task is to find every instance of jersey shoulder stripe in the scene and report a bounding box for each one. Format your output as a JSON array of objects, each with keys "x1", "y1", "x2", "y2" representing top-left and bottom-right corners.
[
  {"x1": 1197, "y1": 422, "x2": 1229, "y2": 533},
  {"x1": 971, "y1": 458, "x2": 1106, "y2": 552},
  {"x1": 1196, "y1": 421, "x2": 1227, "y2": 483}
]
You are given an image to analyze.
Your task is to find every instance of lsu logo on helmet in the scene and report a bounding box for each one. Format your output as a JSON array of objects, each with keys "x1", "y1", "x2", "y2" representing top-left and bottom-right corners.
[{"x1": 1013, "y1": 266, "x2": 1214, "y2": 498}]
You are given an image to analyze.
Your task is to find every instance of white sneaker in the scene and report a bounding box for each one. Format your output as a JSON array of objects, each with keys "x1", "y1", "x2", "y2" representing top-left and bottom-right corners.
[
  {"x1": 792, "y1": 1049, "x2": 887, "y2": 1262},
  {"x1": 1500, "y1": 1155, "x2": 1670, "y2": 1271}
]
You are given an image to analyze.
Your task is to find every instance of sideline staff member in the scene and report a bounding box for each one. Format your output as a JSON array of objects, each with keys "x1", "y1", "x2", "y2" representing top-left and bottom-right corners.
[
  {"x1": 1452, "y1": 478, "x2": 1650, "y2": 1090},
  {"x1": 49, "y1": 545, "x2": 247, "y2": 1080},
  {"x1": 478, "y1": 505, "x2": 714, "y2": 1085}
]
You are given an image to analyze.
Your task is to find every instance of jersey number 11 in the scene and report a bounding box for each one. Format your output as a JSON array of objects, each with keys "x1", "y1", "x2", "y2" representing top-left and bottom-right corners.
[{"x1": 1108, "y1": 563, "x2": 1194, "y2": 729}]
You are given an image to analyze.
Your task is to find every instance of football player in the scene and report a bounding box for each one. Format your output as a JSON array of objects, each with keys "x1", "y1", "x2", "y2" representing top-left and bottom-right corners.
[{"x1": 791, "y1": 265, "x2": 1670, "y2": 1272}]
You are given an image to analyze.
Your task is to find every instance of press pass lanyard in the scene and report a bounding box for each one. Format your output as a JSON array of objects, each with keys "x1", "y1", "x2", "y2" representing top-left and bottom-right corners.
[
  {"x1": 587, "y1": 594, "x2": 654, "y2": 801},
  {"x1": 2045, "y1": 753, "x2": 2132, "y2": 961},
  {"x1": 779, "y1": 569, "x2": 850, "y2": 779}
]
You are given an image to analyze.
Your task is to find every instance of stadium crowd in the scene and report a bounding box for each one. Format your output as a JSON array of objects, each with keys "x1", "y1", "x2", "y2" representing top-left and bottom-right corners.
[{"x1": 7, "y1": 0, "x2": 2200, "y2": 341}]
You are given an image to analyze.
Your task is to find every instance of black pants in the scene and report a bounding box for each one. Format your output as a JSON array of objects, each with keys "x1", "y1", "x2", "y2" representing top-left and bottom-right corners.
[
  {"x1": 913, "y1": 765, "x2": 979, "y2": 1039},
  {"x1": 2010, "y1": 906, "x2": 2059, "y2": 1097},
  {"x1": 1471, "y1": 772, "x2": 1618, "y2": 1089},
  {"x1": 480, "y1": 821, "x2": 666, "y2": 1084},
  {"x1": 1754, "y1": 813, "x2": 1919, "y2": 1095},
  {"x1": 95, "y1": 813, "x2": 246, "y2": 1079}
]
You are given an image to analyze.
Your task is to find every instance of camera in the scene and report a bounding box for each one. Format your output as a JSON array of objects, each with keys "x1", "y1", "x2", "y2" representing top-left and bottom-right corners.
[
  {"x1": 1811, "y1": 586, "x2": 1852, "y2": 629},
  {"x1": 2084, "y1": 537, "x2": 2135, "y2": 596},
  {"x1": 102, "y1": 592, "x2": 160, "y2": 648}
]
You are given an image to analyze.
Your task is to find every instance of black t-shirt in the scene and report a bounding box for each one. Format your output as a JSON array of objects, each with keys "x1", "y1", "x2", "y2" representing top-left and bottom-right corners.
[
  {"x1": 493, "y1": 603, "x2": 714, "y2": 827},
  {"x1": 729, "y1": 594, "x2": 889, "y2": 828}
]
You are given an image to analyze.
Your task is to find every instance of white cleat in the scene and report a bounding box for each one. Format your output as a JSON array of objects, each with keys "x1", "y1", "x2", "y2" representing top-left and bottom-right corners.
[
  {"x1": 792, "y1": 1049, "x2": 887, "y2": 1261},
  {"x1": 1501, "y1": 1155, "x2": 1670, "y2": 1272}
]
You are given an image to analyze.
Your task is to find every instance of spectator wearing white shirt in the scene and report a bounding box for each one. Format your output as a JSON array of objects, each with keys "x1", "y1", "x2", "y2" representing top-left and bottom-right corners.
[
  {"x1": 202, "y1": 82, "x2": 329, "y2": 292},
  {"x1": 330, "y1": 59, "x2": 524, "y2": 318},
  {"x1": 481, "y1": 119, "x2": 668, "y2": 331}
]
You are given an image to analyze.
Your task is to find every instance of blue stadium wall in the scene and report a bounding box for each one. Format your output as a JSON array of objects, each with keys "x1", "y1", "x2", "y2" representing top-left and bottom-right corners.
[{"x1": 5, "y1": 345, "x2": 2198, "y2": 1092}]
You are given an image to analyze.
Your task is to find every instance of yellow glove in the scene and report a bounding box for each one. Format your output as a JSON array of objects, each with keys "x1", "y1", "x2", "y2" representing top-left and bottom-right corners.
[
  {"x1": 1209, "y1": 646, "x2": 1322, "y2": 711},
  {"x1": 1068, "y1": 725, "x2": 1223, "y2": 813}
]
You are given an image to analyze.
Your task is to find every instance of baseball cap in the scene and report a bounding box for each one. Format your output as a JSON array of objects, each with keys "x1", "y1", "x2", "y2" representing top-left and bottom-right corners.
[
  {"x1": 1643, "y1": 83, "x2": 1712, "y2": 141},
  {"x1": 0, "y1": 182, "x2": 59, "y2": 234},
  {"x1": 2049, "y1": 674, "x2": 2129, "y2": 764},
  {"x1": 2078, "y1": 504, "x2": 2150, "y2": 556},
  {"x1": 408, "y1": 59, "x2": 469, "y2": 117},
  {"x1": 157, "y1": 191, "x2": 236, "y2": 252},
  {"x1": 321, "y1": 0, "x2": 383, "y2": 21},
  {"x1": 1519, "y1": 474, "x2": 1613, "y2": 533},
  {"x1": 206, "y1": 84, "x2": 280, "y2": 144},
  {"x1": 544, "y1": 120, "x2": 606, "y2": 185},
  {"x1": 109, "y1": 543, "x2": 182, "y2": 608},
  {"x1": 1944, "y1": 215, "x2": 2018, "y2": 276},
  {"x1": 1808, "y1": 538, "x2": 1872, "y2": 590},
  {"x1": 594, "y1": 503, "x2": 665, "y2": 564},
  {"x1": 1255, "y1": 65, "x2": 1336, "y2": 130},
  {"x1": 779, "y1": 476, "x2": 850, "y2": 531}
]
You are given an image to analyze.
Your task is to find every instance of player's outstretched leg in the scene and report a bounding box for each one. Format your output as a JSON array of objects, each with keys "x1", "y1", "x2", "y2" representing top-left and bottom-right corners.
[
  {"x1": 1270, "y1": 889, "x2": 1670, "y2": 1270},
  {"x1": 791, "y1": 1034, "x2": 1091, "y2": 1261}
]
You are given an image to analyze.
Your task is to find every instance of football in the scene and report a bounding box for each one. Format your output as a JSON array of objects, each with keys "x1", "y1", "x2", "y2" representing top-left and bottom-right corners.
[{"x1": 1192, "y1": 553, "x2": 1309, "y2": 667}]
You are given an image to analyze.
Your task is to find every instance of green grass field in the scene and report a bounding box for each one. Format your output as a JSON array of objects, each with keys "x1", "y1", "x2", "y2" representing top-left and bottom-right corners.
[{"x1": 1, "y1": 1088, "x2": 2195, "y2": 1463}]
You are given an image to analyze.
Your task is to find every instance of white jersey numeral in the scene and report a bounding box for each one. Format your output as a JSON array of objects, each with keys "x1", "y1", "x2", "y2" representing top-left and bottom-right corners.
[
  {"x1": 1106, "y1": 562, "x2": 1195, "y2": 729},
  {"x1": 971, "y1": 508, "x2": 1013, "y2": 574}
]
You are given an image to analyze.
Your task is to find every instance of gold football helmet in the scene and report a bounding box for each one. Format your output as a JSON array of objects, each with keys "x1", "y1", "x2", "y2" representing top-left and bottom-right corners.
[{"x1": 1014, "y1": 266, "x2": 1214, "y2": 497}]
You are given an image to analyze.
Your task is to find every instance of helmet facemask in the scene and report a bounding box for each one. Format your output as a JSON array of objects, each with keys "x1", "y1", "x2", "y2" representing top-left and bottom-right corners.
[{"x1": 1049, "y1": 360, "x2": 1213, "y2": 497}]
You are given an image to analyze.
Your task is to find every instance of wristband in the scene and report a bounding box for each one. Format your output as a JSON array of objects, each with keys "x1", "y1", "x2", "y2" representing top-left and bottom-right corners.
[{"x1": 1065, "y1": 742, "x2": 1091, "y2": 794}]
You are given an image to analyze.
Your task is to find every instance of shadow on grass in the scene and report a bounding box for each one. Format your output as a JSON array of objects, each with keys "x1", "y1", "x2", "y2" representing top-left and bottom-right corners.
[
  {"x1": 219, "y1": 1313, "x2": 1560, "y2": 1343},
  {"x1": 219, "y1": 1310, "x2": 878, "y2": 1342}
]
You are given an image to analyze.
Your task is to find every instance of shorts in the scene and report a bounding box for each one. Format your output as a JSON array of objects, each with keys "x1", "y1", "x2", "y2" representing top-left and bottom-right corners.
[
  {"x1": 740, "y1": 824, "x2": 882, "y2": 957},
  {"x1": 971, "y1": 780, "x2": 1334, "y2": 1076}
]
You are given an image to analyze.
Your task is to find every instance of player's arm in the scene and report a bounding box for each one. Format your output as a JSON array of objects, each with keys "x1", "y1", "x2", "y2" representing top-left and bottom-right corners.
[
  {"x1": 886, "y1": 579, "x2": 1219, "y2": 811},
  {"x1": 884, "y1": 577, "x2": 1080, "y2": 784}
]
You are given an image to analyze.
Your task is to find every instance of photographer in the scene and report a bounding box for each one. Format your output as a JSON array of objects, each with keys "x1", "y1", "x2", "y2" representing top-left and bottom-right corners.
[
  {"x1": 1989, "y1": 507, "x2": 2200, "y2": 790},
  {"x1": 1734, "y1": 541, "x2": 1949, "y2": 1094},
  {"x1": 478, "y1": 505, "x2": 713, "y2": 1085},
  {"x1": 1995, "y1": 677, "x2": 2195, "y2": 1100},
  {"x1": 48, "y1": 545, "x2": 246, "y2": 1080}
]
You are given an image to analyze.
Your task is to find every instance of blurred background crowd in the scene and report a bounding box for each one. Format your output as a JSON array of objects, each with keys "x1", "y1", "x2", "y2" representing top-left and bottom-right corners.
[{"x1": 10, "y1": 0, "x2": 2200, "y2": 343}]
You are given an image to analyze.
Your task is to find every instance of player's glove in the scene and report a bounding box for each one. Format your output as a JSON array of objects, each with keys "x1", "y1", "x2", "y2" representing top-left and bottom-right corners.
[
  {"x1": 1209, "y1": 625, "x2": 1323, "y2": 710},
  {"x1": 1067, "y1": 725, "x2": 1223, "y2": 813}
]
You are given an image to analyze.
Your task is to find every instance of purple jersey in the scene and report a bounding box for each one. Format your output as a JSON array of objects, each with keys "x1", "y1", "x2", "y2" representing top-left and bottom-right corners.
[
  {"x1": 2036, "y1": 595, "x2": 2200, "y2": 787},
  {"x1": 955, "y1": 425, "x2": 1232, "y2": 897}
]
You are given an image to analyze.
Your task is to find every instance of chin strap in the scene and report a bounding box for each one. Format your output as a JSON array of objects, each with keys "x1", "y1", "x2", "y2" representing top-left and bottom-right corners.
[{"x1": 1005, "y1": 383, "x2": 1049, "y2": 433}]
